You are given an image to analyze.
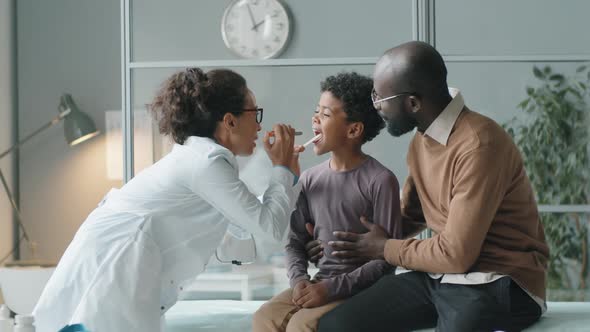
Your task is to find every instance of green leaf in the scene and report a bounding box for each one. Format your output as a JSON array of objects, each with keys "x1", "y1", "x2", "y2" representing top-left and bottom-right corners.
[
  {"x1": 549, "y1": 74, "x2": 565, "y2": 82},
  {"x1": 506, "y1": 128, "x2": 515, "y2": 138},
  {"x1": 526, "y1": 87, "x2": 535, "y2": 96},
  {"x1": 568, "y1": 87, "x2": 583, "y2": 99},
  {"x1": 533, "y1": 66, "x2": 544, "y2": 79},
  {"x1": 517, "y1": 99, "x2": 530, "y2": 109},
  {"x1": 543, "y1": 66, "x2": 551, "y2": 75},
  {"x1": 576, "y1": 65, "x2": 587, "y2": 73}
]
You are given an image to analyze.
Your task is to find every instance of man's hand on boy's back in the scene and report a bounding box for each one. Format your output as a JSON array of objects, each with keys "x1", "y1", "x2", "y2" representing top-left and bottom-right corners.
[
  {"x1": 292, "y1": 280, "x2": 329, "y2": 309},
  {"x1": 330, "y1": 217, "x2": 388, "y2": 262},
  {"x1": 304, "y1": 223, "x2": 323, "y2": 266}
]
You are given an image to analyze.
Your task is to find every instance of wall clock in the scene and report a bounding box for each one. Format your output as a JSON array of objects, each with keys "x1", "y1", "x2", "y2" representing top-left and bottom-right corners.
[{"x1": 221, "y1": 0, "x2": 292, "y2": 59}]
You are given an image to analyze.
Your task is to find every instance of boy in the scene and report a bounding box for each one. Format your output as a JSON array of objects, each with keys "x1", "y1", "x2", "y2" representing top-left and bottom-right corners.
[{"x1": 253, "y1": 72, "x2": 402, "y2": 332}]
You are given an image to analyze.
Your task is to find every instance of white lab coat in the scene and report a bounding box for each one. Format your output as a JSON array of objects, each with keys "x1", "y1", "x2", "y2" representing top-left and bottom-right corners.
[{"x1": 33, "y1": 136, "x2": 300, "y2": 332}]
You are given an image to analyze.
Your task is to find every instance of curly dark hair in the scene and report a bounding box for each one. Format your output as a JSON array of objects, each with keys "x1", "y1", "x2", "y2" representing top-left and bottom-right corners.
[
  {"x1": 149, "y1": 68, "x2": 247, "y2": 144},
  {"x1": 320, "y1": 72, "x2": 385, "y2": 143}
]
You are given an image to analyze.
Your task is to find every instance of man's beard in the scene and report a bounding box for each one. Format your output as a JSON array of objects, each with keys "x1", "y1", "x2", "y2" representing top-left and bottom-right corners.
[{"x1": 386, "y1": 113, "x2": 417, "y2": 137}]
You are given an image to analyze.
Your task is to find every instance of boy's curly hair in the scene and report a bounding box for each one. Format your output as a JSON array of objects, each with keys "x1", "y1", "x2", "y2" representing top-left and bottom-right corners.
[{"x1": 320, "y1": 72, "x2": 385, "y2": 143}]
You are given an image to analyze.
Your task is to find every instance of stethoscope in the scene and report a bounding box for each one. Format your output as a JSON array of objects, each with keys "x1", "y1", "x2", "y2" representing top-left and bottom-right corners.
[{"x1": 214, "y1": 234, "x2": 257, "y2": 265}]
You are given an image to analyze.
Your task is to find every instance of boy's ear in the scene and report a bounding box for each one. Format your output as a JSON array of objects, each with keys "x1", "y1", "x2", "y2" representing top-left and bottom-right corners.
[{"x1": 347, "y1": 122, "x2": 364, "y2": 140}]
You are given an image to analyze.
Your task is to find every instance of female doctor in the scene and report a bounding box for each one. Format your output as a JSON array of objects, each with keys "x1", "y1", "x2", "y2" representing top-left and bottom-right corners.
[{"x1": 33, "y1": 68, "x2": 304, "y2": 332}]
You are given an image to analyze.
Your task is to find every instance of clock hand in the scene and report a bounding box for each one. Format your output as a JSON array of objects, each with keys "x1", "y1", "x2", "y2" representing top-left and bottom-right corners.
[
  {"x1": 246, "y1": 4, "x2": 259, "y2": 31},
  {"x1": 251, "y1": 19, "x2": 266, "y2": 31}
]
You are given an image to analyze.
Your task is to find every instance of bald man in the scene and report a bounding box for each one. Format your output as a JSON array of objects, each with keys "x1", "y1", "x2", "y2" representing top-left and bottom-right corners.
[{"x1": 317, "y1": 41, "x2": 549, "y2": 331}]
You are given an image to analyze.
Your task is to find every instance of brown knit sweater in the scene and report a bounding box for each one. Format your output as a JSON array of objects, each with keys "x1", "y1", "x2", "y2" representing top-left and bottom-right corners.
[{"x1": 384, "y1": 108, "x2": 550, "y2": 300}]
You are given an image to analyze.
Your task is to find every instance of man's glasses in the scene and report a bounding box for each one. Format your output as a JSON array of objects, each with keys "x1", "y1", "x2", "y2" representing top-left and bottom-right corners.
[
  {"x1": 233, "y1": 107, "x2": 263, "y2": 124},
  {"x1": 371, "y1": 88, "x2": 416, "y2": 110}
]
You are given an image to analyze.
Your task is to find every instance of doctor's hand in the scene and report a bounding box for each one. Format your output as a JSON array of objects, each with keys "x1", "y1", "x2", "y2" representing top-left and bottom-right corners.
[
  {"x1": 263, "y1": 124, "x2": 299, "y2": 176},
  {"x1": 304, "y1": 223, "x2": 323, "y2": 266},
  {"x1": 293, "y1": 280, "x2": 329, "y2": 308},
  {"x1": 329, "y1": 216, "x2": 388, "y2": 263}
]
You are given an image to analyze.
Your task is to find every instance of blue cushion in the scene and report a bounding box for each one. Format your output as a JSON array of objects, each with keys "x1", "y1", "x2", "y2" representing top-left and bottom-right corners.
[{"x1": 58, "y1": 324, "x2": 90, "y2": 332}]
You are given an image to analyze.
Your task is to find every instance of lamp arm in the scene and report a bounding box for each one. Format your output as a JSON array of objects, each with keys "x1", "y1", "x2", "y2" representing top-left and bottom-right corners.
[
  {"x1": 0, "y1": 109, "x2": 73, "y2": 264},
  {"x1": 0, "y1": 109, "x2": 71, "y2": 160},
  {"x1": 0, "y1": 110, "x2": 71, "y2": 263},
  {"x1": 0, "y1": 168, "x2": 30, "y2": 242}
]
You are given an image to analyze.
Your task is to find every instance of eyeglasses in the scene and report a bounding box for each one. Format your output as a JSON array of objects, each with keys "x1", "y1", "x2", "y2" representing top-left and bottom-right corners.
[
  {"x1": 233, "y1": 107, "x2": 264, "y2": 124},
  {"x1": 371, "y1": 88, "x2": 416, "y2": 110}
]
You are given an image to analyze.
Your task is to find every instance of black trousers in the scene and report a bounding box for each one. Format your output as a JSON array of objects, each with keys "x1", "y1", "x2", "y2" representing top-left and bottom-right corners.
[{"x1": 317, "y1": 271, "x2": 542, "y2": 332}]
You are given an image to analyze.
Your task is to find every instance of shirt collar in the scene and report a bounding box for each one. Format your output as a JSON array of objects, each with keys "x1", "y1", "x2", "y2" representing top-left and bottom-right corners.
[{"x1": 423, "y1": 88, "x2": 465, "y2": 146}]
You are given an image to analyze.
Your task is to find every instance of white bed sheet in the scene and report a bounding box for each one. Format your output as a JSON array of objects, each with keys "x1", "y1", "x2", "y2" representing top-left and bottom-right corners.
[{"x1": 165, "y1": 300, "x2": 590, "y2": 332}]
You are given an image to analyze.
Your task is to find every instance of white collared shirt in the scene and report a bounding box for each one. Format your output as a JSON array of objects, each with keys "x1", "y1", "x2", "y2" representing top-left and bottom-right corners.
[
  {"x1": 33, "y1": 136, "x2": 301, "y2": 332},
  {"x1": 400, "y1": 88, "x2": 546, "y2": 314},
  {"x1": 424, "y1": 87, "x2": 464, "y2": 146}
]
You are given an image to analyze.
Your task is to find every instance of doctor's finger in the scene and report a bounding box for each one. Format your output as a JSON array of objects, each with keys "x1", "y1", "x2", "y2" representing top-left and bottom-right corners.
[
  {"x1": 287, "y1": 126, "x2": 296, "y2": 146},
  {"x1": 273, "y1": 124, "x2": 287, "y2": 143},
  {"x1": 263, "y1": 131, "x2": 273, "y2": 151}
]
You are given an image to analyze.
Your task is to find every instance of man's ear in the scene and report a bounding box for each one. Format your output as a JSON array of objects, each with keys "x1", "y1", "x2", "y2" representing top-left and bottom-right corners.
[
  {"x1": 347, "y1": 122, "x2": 364, "y2": 140},
  {"x1": 408, "y1": 96, "x2": 422, "y2": 114}
]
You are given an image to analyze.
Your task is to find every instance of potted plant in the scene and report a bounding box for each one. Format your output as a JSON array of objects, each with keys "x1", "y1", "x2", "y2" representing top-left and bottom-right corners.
[{"x1": 503, "y1": 65, "x2": 590, "y2": 299}]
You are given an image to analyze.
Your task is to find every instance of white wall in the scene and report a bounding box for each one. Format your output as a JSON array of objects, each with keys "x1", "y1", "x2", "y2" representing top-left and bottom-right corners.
[{"x1": 0, "y1": 0, "x2": 15, "y2": 265}]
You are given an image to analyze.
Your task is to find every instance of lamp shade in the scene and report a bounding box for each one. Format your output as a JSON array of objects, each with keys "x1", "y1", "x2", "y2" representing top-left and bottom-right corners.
[{"x1": 59, "y1": 94, "x2": 100, "y2": 146}]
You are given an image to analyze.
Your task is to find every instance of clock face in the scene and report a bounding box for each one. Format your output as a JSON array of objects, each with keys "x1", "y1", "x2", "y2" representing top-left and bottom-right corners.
[{"x1": 221, "y1": 0, "x2": 292, "y2": 59}]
